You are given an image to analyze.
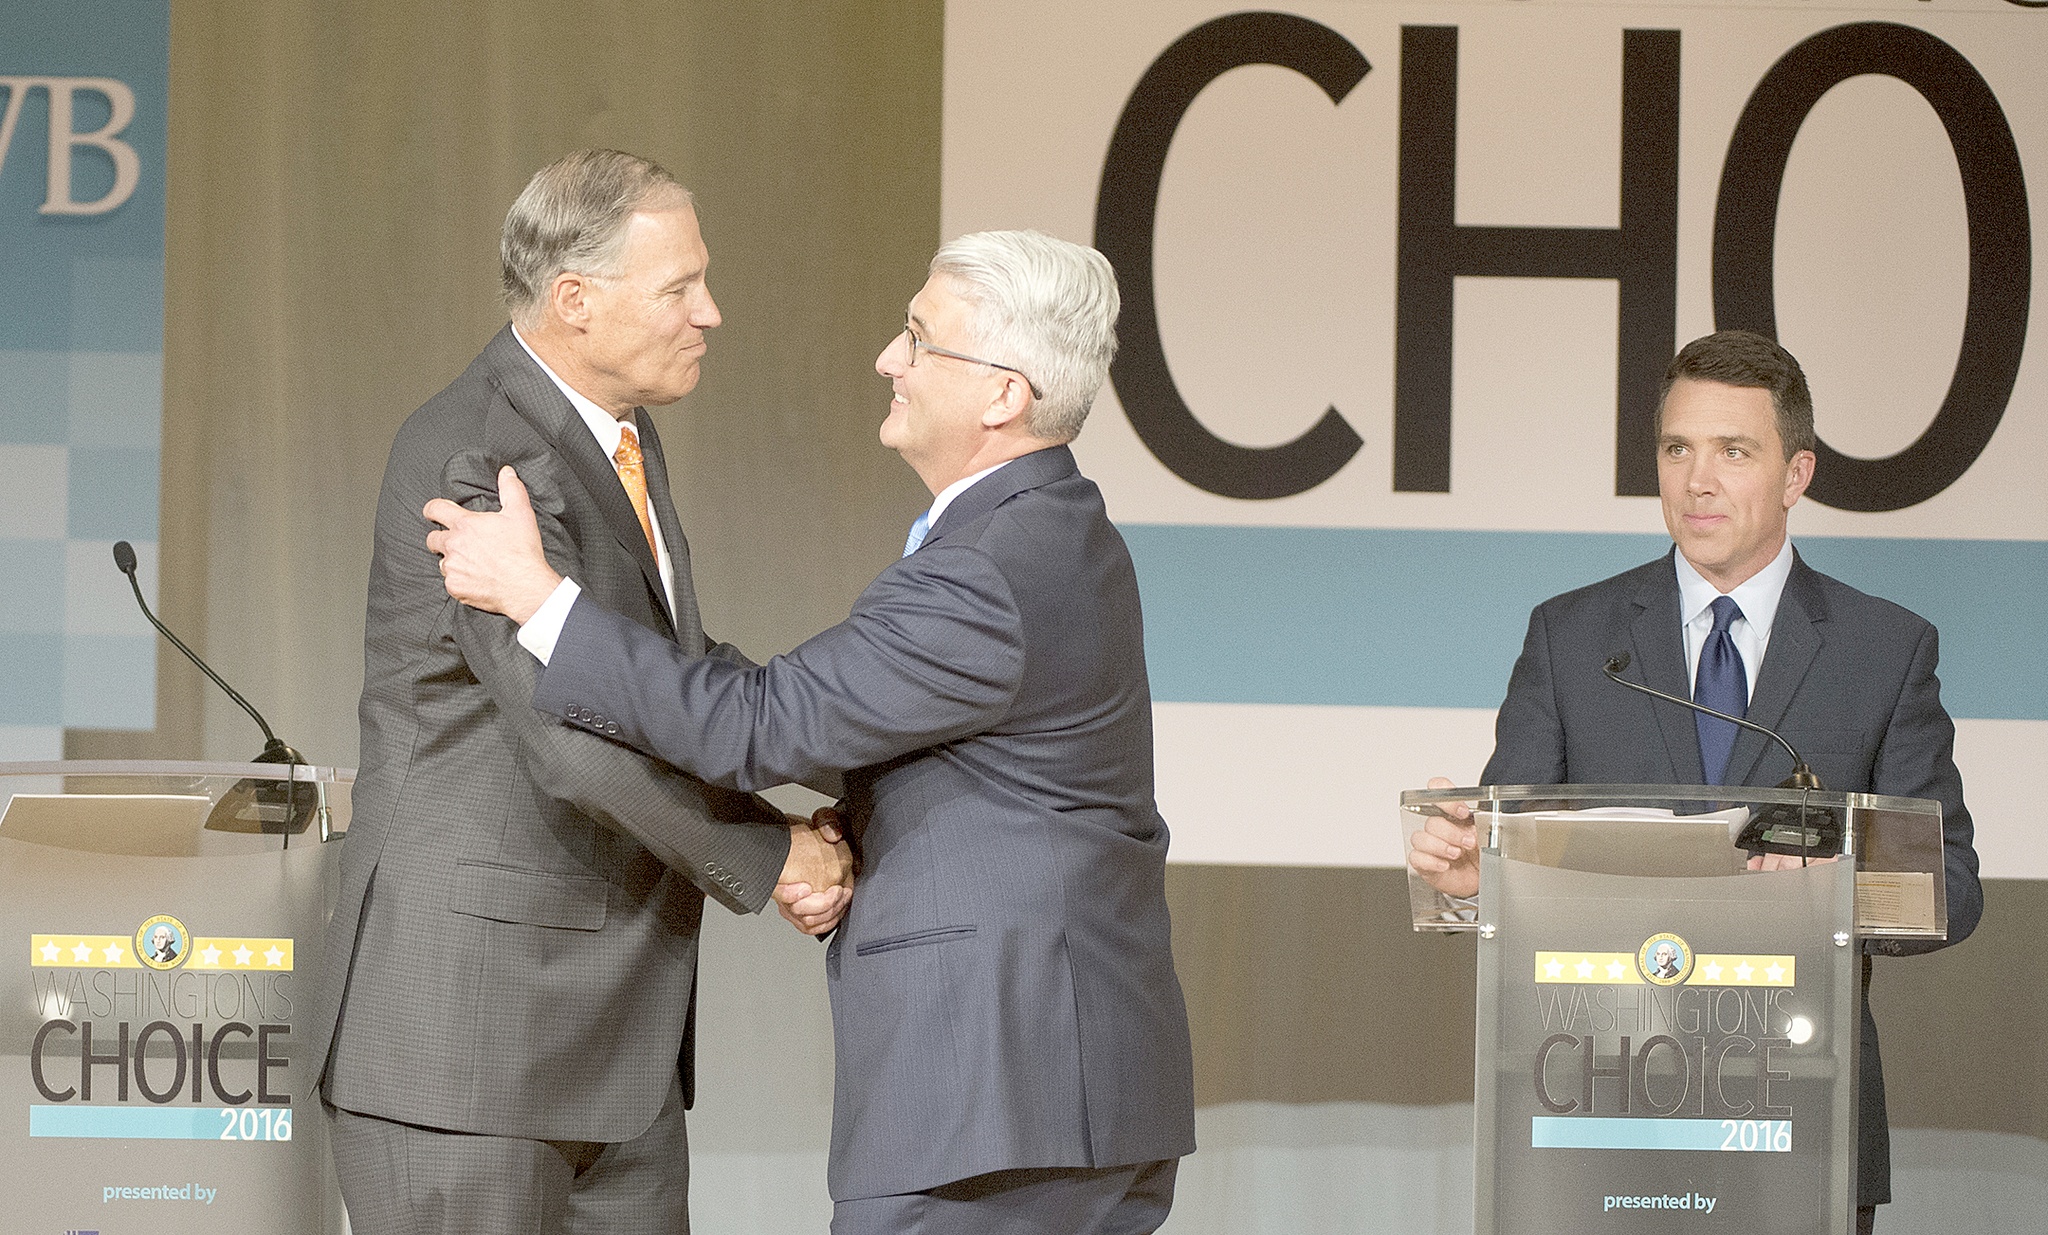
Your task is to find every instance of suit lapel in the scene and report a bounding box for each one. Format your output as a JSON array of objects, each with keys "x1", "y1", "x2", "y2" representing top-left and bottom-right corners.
[
  {"x1": 483, "y1": 328, "x2": 677, "y2": 639},
  {"x1": 918, "y1": 445, "x2": 1077, "y2": 552},
  {"x1": 1625, "y1": 552, "x2": 1700, "y2": 784},
  {"x1": 1724, "y1": 553, "x2": 1825, "y2": 785}
]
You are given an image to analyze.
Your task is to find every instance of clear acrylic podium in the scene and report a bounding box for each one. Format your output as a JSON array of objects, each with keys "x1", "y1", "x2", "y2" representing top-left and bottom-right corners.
[
  {"x1": 0, "y1": 760, "x2": 352, "y2": 1234},
  {"x1": 1402, "y1": 784, "x2": 1950, "y2": 1235}
]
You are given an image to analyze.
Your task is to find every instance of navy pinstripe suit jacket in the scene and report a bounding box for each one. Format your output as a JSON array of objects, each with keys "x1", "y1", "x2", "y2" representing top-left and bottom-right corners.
[{"x1": 534, "y1": 444, "x2": 1198, "y2": 1199}]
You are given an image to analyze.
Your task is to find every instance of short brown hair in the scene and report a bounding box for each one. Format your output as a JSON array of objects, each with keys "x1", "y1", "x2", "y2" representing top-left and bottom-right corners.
[{"x1": 1658, "y1": 330, "x2": 1816, "y2": 458}]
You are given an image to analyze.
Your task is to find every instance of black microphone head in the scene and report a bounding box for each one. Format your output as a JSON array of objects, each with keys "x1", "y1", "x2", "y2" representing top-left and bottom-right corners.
[
  {"x1": 1604, "y1": 652, "x2": 1631, "y2": 675},
  {"x1": 112, "y1": 540, "x2": 138, "y2": 575}
]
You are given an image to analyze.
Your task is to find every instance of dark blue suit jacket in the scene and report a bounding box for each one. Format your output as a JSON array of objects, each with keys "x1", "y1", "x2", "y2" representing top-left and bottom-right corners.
[
  {"x1": 534, "y1": 444, "x2": 1197, "y2": 1200},
  {"x1": 1482, "y1": 548, "x2": 1984, "y2": 1204}
]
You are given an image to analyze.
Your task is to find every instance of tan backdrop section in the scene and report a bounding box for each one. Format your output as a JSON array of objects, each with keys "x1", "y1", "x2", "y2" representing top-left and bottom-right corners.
[
  {"x1": 59, "y1": 2, "x2": 2040, "y2": 1226},
  {"x1": 69, "y1": 0, "x2": 939, "y2": 768}
]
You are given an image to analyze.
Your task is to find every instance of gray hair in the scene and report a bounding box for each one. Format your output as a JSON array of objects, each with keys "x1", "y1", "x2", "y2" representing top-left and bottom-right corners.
[
  {"x1": 929, "y1": 230, "x2": 1119, "y2": 443},
  {"x1": 501, "y1": 149, "x2": 692, "y2": 328}
]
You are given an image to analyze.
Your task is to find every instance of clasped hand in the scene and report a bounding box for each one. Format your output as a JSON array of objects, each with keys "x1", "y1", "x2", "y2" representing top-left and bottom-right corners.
[
  {"x1": 778, "y1": 807, "x2": 855, "y2": 935},
  {"x1": 424, "y1": 466, "x2": 560, "y2": 624},
  {"x1": 428, "y1": 470, "x2": 857, "y2": 934}
]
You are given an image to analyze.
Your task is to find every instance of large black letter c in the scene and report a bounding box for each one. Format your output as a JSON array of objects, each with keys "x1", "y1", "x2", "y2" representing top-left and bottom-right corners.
[{"x1": 1095, "y1": 12, "x2": 1370, "y2": 500}]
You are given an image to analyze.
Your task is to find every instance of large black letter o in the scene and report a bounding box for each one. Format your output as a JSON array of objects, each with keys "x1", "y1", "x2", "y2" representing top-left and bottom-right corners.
[{"x1": 1714, "y1": 22, "x2": 2030, "y2": 512}]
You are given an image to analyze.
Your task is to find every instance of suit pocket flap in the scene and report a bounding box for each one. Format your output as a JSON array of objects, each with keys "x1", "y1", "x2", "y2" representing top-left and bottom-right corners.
[
  {"x1": 449, "y1": 862, "x2": 608, "y2": 931},
  {"x1": 853, "y1": 925, "x2": 977, "y2": 956}
]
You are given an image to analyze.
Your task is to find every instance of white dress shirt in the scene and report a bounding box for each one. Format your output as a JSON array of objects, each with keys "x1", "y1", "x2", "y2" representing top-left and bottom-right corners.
[
  {"x1": 916, "y1": 460, "x2": 1011, "y2": 542},
  {"x1": 1674, "y1": 538, "x2": 1795, "y2": 703},
  {"x1": 511, "y1": 329, "x2": 676, "y2": 663}
]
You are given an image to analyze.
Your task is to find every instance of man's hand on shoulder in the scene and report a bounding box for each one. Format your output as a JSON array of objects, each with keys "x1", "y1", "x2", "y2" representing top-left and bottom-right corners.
[
  {"x1": 425, "y1": 465, "x2": 562, "y2": 624},
  {"x1": 776, "y1": 807, "x2": 854, "y2": 936}
]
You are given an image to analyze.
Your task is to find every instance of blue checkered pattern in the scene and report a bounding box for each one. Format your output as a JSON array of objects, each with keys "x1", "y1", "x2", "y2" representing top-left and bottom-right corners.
[
  {"x1": 1, "y1": 8, "x2": 169, "y2": 745},
  {"x1": 0, "y1": 333, "x2": 162, "y2": 733}
]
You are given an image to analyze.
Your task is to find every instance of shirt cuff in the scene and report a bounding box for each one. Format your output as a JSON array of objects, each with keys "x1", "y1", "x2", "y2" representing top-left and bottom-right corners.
[{"x1": 517, "y1": 578, "x2": 582, "y2": 665}]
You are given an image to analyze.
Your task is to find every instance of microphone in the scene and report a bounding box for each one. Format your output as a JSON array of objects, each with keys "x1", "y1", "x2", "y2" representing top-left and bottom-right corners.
[
  {"x1": 1601, "y1": 652, "x2": 1840, "y2": 857},
  {"x1": 113, "y1": 541, "x2": 313, "y2": 835}
]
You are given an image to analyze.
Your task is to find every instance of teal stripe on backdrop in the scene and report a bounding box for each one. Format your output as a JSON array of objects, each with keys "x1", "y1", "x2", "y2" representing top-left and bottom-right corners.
[{"x1": 1120, "y1": 526, "x2": 2045, "y2": 722}]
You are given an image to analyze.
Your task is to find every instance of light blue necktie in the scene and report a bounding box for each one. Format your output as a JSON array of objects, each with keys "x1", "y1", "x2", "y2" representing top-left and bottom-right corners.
[
  {"x1": 1694, "y1": 595, "x2": 1748, "y2": 785},
  {"x1": 902, "y1": 510, "x2": 931, "y2": 558}
]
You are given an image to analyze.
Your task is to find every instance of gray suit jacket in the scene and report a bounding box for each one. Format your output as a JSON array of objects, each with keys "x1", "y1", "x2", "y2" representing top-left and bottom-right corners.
[
  {"x1": 310, "y1": 326, "x2": 790, "y2": 1142},
  {"x1": 1481, "y1": 549, "x2": 1984, "y2": 1204},
  {"x1": 533, "y1": 445, "x2": 1197, "y2": 1199}
]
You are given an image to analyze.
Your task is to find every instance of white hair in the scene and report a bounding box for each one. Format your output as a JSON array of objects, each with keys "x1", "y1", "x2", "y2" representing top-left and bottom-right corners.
[
  {"x1": 500, "y1": 149, "x2": 692, "y2": 329},
  {"x1": 929, "y1": 230, "x2": 1119, "y2": 442}
]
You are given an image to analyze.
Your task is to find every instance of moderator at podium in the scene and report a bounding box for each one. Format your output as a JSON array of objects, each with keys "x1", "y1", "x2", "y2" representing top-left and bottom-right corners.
[{"x1": 1407, "y1": 330, "x2": 1983, "y2": 1234}]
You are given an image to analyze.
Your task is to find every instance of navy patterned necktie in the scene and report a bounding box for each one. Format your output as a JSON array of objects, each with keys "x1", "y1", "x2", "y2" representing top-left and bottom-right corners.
[
  {"x1": 902, "y1": 510, "x2": 931, "y2": 558},
  {"x1": 1694, "y1": 595, "x2": 1748, "y2": 785}
]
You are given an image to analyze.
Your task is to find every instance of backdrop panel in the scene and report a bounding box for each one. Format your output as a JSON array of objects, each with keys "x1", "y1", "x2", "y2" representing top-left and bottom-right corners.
[
  {"x1": 0, "y1": 1, "x2": 169, "y2": 757},
  {"x1": 941, "y1": 0, "x2": 2046, "y2": 876}
]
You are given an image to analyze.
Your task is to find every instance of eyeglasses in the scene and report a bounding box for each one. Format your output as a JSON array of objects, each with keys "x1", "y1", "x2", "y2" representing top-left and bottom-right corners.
[{"x1": 902, "y1": 325, "x2": 1043, "y2": 400}]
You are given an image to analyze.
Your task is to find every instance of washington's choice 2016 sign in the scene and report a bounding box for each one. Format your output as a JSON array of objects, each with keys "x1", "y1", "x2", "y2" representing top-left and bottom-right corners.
[{"x1": 942, "y1": 1, "x2": 2044, "y2": 873}]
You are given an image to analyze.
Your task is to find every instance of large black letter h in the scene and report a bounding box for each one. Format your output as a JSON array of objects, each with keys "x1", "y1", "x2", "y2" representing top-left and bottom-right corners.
[{"x1": 1395, "y1": 26, "x2": 1678, "y2": 496}]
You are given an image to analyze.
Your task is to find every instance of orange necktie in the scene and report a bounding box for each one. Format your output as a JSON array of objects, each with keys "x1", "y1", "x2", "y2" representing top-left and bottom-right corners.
[{"x1": 613, "y1": 423, "x2": 658, "y2": 559}]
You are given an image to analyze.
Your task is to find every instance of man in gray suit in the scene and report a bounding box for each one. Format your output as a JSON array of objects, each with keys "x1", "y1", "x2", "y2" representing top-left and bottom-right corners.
[
  {"x1": 427, "y1": 230, "x2": 1197, "y2": 1233},
  {"x1": 1408, "y1": 330, "x2": 1983, "y2": 1234},
  {"x1": 312, "y1": 149, "x2": 851, "y2": 1235}
]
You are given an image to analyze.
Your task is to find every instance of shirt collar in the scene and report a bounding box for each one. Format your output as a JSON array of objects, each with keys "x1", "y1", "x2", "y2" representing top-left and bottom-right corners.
[
  {"x1": 923, "y1": 459, "x2": 1012, "y2": 531},
  {"x1": 1674, "y1": 538, "x2": 1795, "y2": 635},
  {"x1": 512, "y1": 326, "x2": 632, "y2": 455}
]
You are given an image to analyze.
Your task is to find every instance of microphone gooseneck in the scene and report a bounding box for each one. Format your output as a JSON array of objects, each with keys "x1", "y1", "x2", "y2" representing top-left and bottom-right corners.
[
  {"x1": 1601, "y1": 652, "x2": 1819, "y2": 789},
  {"x1": 112, "y1": 541, "x2": 304, "y2": 764},
  {"x1": 1600, "y1": 651, "x2": 1838, "y2": 857}
]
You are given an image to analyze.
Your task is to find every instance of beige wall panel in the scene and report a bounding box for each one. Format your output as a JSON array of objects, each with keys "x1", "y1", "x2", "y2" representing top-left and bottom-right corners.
[{"x1": 71, "y1": 1, "x2": 939, "y2": 766}]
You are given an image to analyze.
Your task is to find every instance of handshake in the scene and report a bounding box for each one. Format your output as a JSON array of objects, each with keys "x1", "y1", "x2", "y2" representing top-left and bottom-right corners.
[
  {"x1": 426, "y1": 464, "x2": 859, "y2": 938},
  {"x1": 776, "y1": 807, "x2": 855, "y2": 936}
]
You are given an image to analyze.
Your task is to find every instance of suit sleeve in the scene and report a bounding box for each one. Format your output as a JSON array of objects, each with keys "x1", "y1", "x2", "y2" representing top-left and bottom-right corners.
[
  {"x1": 1869, "y1": 622, "x2": 1983, "y2": 954},
  {"x1": 533, "y1": 541, "x2": 1026, "y2": 792},
  {"x1": 1479, "y1": 604, "x2": 1570, "y2": 786},
  {"x1": 446, "y1": 452, "x2": 790, "y2": 914}
]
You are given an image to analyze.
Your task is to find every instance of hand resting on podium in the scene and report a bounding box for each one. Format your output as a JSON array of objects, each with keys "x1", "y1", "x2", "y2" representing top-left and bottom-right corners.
[{"x1": 1406, "y1": 776, "x2": 1479, "y2": 899}]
